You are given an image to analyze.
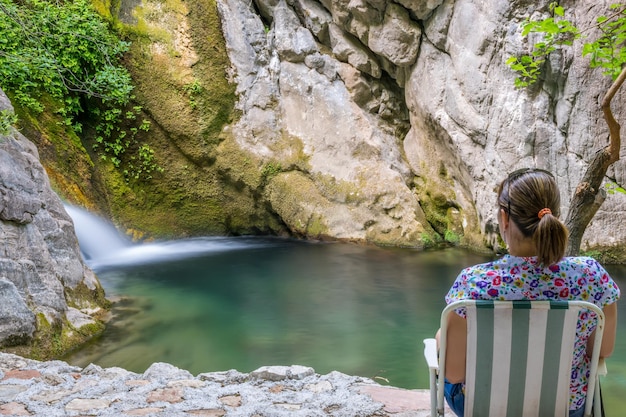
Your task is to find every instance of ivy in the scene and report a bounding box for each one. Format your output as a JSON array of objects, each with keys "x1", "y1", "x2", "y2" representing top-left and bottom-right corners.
[{"x1": 0, "y1": 0, "x2": 161, "y2": 180}]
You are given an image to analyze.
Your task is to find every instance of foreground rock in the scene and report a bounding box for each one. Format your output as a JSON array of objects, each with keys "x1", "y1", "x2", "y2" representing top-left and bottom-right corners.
[
  {"x1": 0, "y1": 353, "x2": 442, "y2": 416},
  {"x1": 0, "y1": 90, "x2": 108, "y2": 356}
]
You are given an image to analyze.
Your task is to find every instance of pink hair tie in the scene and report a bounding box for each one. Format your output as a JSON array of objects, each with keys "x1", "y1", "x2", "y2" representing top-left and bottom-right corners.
[{"x1": 538, "y1": 208, "x2": 552, "y2": 219}]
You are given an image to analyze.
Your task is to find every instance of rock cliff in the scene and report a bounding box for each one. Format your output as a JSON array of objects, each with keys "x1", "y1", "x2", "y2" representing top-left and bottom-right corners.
[
  {"x1": 0, "y1": 90, "x2": 108, "y2": 357},
  {"x1": 214, "y1": 0, "x2": 626, "y2": 253},
  {"x1": 14, "y1": 0, "x2": 625, "y2": 256}
]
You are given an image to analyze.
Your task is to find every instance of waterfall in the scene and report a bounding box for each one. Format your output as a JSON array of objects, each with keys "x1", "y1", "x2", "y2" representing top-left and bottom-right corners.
[
  {"x1": 64, "y1": 205, "x2": 283, "y2": 272},
  {"x1": 64, "y1": 205, "x2": 131, "y2": 264}
]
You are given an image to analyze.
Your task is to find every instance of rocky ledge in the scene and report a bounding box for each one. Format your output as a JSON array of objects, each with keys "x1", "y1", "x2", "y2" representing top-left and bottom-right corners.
[{"x1": 0, "y1": 353, "x2": 445, "y2": 416}]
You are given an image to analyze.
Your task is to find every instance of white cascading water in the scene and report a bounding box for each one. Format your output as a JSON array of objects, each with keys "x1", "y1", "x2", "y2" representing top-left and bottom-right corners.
[
  {"x1": 63, "y1": 205, "x2": 131, "y2": 263},
  {"x1": 64, "y1": 204, "x2": 272, "y2": 272}
]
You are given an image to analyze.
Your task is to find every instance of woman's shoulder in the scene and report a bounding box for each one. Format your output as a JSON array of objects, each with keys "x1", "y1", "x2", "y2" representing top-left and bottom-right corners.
[
  {"x1": 472, "y1": 254, "x2": 540, "y2": 269},
  {"x1": 559, "y1": 256, "x2": 621, "y2": 301},
  {"x1": 558, "y1": 256, "x2": 606, "y2": 270}
]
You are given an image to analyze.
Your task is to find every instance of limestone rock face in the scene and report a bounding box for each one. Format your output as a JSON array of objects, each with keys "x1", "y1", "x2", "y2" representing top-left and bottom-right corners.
[
  {"x1": 27, "y1": 0, "x2": 623, "y2": 255},
  {"x1": 0, "y1": 90, "x2": 106, "y2": 349},
  {"x1": 404, "y1": 0, "x2": 626, "y2": 251},
  {"x1": 217, "y1": 0, "x2": 433, "y2": 247},
  {"x1": 215, "y1": 0, "x2": 626, "y2": 253}
]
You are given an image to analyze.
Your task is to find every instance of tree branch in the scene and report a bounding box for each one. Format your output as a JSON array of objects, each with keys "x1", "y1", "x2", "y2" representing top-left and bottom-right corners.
[
  {"x1": 566, "y1": 65, "x2": 626, "y2": 255},
  {"x1": 602, "y1": 65, "x2": 626, "y2": 163}
]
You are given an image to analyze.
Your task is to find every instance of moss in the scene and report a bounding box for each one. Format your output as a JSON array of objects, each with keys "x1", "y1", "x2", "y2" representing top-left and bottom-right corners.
[
  {"x1": 91, "y1": 0, "x2": 113, "y2": 20},
  {"x1": 410, "y1": 171, "x2": 481, "y2": 249},
  {"x1": 581, "y1": 245, "x2": 626, "y2": 264},
  {"x1": 314, "y1": 173, "x2": 364, "y2": 204},
  {"x1": 215, "y1": 134, "x2": 265, "y2": 190},
  {"x1": 6, "y1": 311, "x2": 106, "y2": 361},
  {"x1": 65, "y1": 282, "x2": 111, "y2": 311},
  {"x1": 184, "y1": 0, "x2": 238, "y2": 136},
  {"x1": 267, "y1": 131, "x2": 311, "y2": 170},
  {"x1": 127, "y1": 5, "x2": 172, "y2": 42},
  {"x1": 306, "y1": 214, "x2": 327, "y2": 237},
  {"x1": 419, "y1": 232, "x2": 443, "y2": 249},
  {"x1": 265, "y1": 171, "x2": 330, "y2": 238},
  {"x1": 444, "y1": 229, "x2": 460, "y2": 244},
  {"x1": 82, "y1": 0, "x2": 266, "y2": 238},
  {"x1": 419, "y1": 191, "x2": 451, "y2": 235},
  {"x1": 12, "y1": 96, "x2": 106, "y2": 211}
]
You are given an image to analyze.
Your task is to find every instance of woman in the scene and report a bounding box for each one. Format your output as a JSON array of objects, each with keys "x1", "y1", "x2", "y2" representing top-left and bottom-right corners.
[{"x1": 442, "y1": 168, "x2": 620, "y2": 417}]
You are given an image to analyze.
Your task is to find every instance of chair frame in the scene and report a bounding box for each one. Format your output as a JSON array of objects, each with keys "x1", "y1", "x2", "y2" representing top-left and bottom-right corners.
[{"x1": 423, "y1": 300, "x2": 606, "y2": 417}]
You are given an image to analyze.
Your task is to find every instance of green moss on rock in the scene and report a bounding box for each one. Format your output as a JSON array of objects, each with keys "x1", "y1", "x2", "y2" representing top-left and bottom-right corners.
[
  {"x1": 7, "y1": 312, "x2": 106, "y2": 361},
  {"x1": 265, "y1": 171, "x2": 330, "y2": 238},
  {"x1": 65, "y1": 282, "x2": 111, "y2": 311}
]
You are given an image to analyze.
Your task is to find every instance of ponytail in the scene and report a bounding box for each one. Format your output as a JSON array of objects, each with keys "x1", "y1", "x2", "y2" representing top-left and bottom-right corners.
[
  {"x1": 533, "y1": 211, "x2": 569, "y2": 266},
  {"x1": 499, "y1": 169, "x2": 569, "y2": 267}
]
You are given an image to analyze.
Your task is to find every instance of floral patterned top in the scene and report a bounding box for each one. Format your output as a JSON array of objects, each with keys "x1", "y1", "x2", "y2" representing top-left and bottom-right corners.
[{"x1": 445, "y1": 255, "x2": 620, "y2": 411}]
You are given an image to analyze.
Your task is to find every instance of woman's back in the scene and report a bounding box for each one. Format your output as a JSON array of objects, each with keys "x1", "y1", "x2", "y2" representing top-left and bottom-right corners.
[
  {"x1": 446, "y1": 254, "x2": 620, "y2": 411},
  {"x1": 441, "y1": 169, "x2": 620, "y2": 417}
]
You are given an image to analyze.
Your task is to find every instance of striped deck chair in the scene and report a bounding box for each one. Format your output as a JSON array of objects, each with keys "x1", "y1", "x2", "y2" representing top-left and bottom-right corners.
[{"x1": 423, "y1": 300, "x2": 606, "y2": 417}]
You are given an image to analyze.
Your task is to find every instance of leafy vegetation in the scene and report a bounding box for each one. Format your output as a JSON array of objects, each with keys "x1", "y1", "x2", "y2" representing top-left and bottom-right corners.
[
  {"x1": 506, "y1": 2, "x2": 626, "y2": 255},
  {"x1": 183, "y1": 80, "x2": 204, "y2": 110},
  {"x1": 506, "y1": 3, "x2": 580, "y2": 88},
  {"x1": 0, "y1": 0, "x2": 161, "y2": 180},
  {"x1": 0, "y1": 109, "x2": 17, "y2": 135},
  {"x1": 507, "y1": 3, "x2": 626, "y2": 86},
  {"x1": 261, "y1": 161, "x2": 283, "y2": 182}
]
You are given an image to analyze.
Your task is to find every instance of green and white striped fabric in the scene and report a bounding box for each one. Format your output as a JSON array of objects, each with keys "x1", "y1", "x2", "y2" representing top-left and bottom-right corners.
[{"x1": 456, "y1": 300, "x2": 604, "y2": 417}]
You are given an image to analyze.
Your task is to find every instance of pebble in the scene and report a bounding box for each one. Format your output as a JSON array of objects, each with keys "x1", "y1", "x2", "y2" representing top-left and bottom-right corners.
[{"x1": 0, "y1": 352, "x2": 445, "y2": 416}]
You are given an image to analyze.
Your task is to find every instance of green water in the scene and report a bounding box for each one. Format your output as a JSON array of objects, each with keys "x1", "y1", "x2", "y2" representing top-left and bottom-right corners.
[{"x1": 64, "y1": 238, "x2": 626, "y2": 412}]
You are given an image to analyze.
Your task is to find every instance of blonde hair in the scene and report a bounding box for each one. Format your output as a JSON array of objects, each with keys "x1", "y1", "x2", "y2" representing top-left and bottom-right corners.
[{"x1": 497, "y1": 169, "x2": 569, "y2": 266}]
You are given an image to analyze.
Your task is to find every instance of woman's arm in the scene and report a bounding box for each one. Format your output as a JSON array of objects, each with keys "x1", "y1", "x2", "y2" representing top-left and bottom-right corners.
[
  {"x1": 444, "y1": 312, "x2": 467, "y2": 383},
  {"x1": 587, "y1": 302, "x2": 618, "y2": 358}
]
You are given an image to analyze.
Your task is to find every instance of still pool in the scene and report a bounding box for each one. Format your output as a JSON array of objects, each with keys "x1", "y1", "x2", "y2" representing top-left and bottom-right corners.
[{"x1": 62, "y1": 230, "x2": 626, "y2": 413}]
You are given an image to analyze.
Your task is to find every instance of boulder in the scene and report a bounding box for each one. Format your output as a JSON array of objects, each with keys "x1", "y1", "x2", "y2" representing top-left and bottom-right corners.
[{"x1": 0, "y1": 89, "x2": 107, "y2": 351}]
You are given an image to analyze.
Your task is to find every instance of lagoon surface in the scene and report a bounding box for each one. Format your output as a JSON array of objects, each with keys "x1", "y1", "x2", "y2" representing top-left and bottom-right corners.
[{"x1": 63, "y1": 208, "x2": 626, "y2": 413}]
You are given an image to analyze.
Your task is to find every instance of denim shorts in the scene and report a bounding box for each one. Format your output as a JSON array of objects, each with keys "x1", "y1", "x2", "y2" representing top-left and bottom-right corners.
[
  {"x1": 443, "y1": 380, "x2": 585, "y2": 417},
  {"x1": 443, "y1": 380, "x2": 465, "y2": 417}
]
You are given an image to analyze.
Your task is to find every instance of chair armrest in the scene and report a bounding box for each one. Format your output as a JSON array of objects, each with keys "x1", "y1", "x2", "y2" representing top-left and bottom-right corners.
[
  {"x1": 423, "y1": 338, "x2": 439, "y2": 370},
  {"x1": 598, "y1": 358, "x2": 607, "y2": 376}
]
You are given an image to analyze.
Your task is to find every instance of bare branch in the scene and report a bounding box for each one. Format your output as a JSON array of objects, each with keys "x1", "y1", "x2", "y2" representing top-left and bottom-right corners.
[
  {"x1": 601, "y1": 65, "x2": 626, "y2": 163},
  {"x1": 566, "y1": 66, "x2": 626, "y2": 255}
]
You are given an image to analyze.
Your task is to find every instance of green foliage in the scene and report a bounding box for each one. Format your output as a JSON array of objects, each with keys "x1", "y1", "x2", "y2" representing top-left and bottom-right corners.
[
  {"x1": 582, "y1": 4, "x2": 626, "y2": 80},
  {"x1": 606, "y1": 181, "x2": 626, "y2": 194},
  {"x1": 420, "y1": 232, "x2": 434, "y2": 248},
  {"x1": 506, "y1": 2, "x2": 580, "y2": 87},
  {"x1": 0, "y1": 0, "x2": 131, "y2": 113},
  {"x1": 183, "y1": 80, "x2": 203, "y2": 110},
  {"x1": 0, "y1": 109, "x2": 17, "y2": 135},
  {"x1": 444, "y1": 229, "x2": 460, "y2": 244},
  {"x1": 92, "y1": 107, "x2": 161, "y2": 181},
  {"x1": 0, "y1": 0, "x2": 161, "y2": 180},
  {"x1": 507, "y1": 2, "x2": 626, "y2": 86},
  {"x1": 261, "y1": 161, "x2": 282, "y2": 181}
]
